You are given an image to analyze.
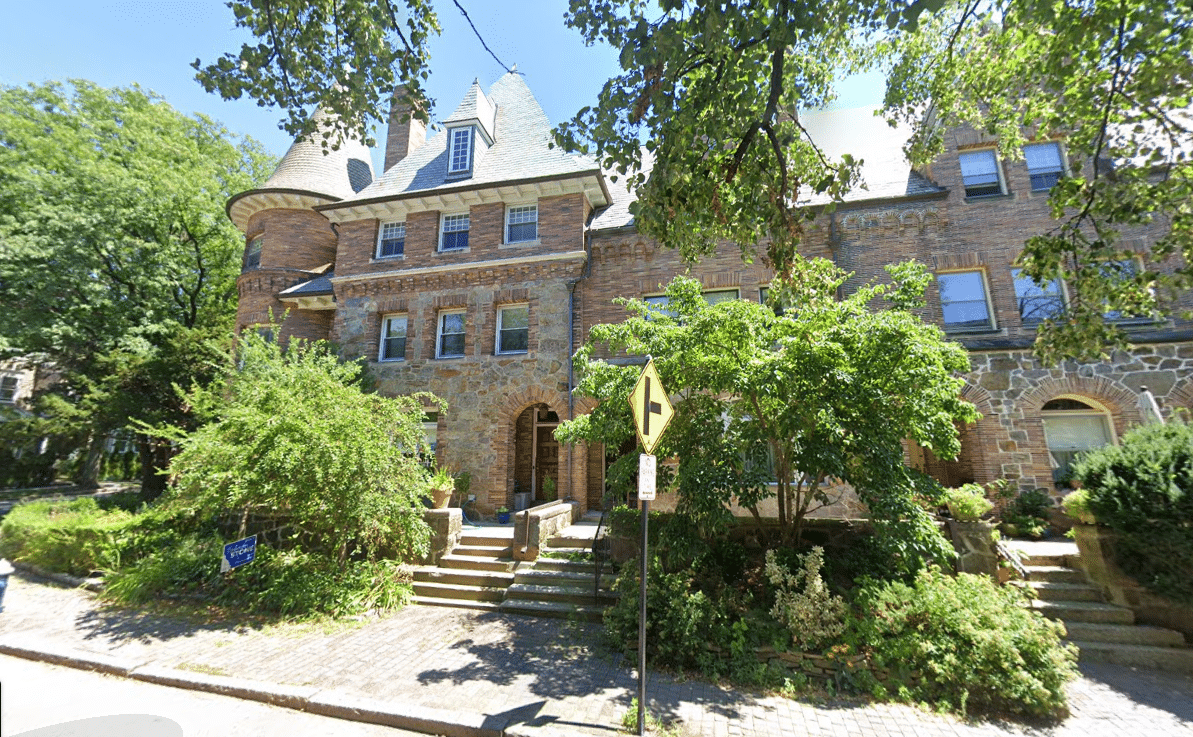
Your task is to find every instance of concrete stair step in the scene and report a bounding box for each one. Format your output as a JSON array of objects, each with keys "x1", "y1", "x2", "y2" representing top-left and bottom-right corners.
[
  {"x1": 515, "y1": 568, "x2": 599, "y2": 587},
  {"x1": 453, "y1": 544, "x2": 512, "y2": 558},
  {"x1": 414, "y1": 596, "x2": 502, "y2": 613},
  {"x1": 532, "y1": 558, "x2": 599, "y2": 575},
  {"x1": 1025, "y1": 565, "x2": 1087, "y2": 584},
  {"x1": 412, "y1": 581, "x2": 506, "y2": 603},
  {"x1": 1032, "y1": 600, "x2": 1135, "y2": 624},
  {"x1": 439, "y1": 554, "x2": 517, "y2": 573},
  {"x1": 1064, "y1": 622, "x2": 1187, "y2": 647},
  {"x1": 498, "y1": 598, "x2": 606, "y2": 623},
  {"x1": 413, "y1": 567, "x2": 515, "y2": 588},
  {"x1": 506, "y1": 582, "x2": 618, "y2": 606},
  {"x1": 460, "y1": 531, "x2": 515, "y2": 547},
  {"x1": 1020, "y1": 553, "x2": 1071, "y2": 568},
  {"x1": 1071, "y1": 641, "x2": 1193, "y2": 674},
  {"x1": 1015, "y1": 581, "x2": 1104, "y2": 602}
]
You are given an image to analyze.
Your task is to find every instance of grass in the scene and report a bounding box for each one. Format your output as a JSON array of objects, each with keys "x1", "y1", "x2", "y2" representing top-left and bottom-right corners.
[{"x1": 621, "y1": 699, "x2": 689, "y2": 736}]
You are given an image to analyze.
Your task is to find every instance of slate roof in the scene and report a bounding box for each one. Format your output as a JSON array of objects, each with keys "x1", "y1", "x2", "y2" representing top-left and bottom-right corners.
[
  {"x1": 336, "y1": 73, "x2": 600, "y2": 205},
  {"x1": 442, "y1": 79, "x2": 497, "y2": 141},
  {"x1": 260, "y1": 108, "x2": 374, "y2": 199},
  {"x1": 279, "y1": 272, "x2": 335, "y2": 297},
  {"x1": 590, "y1": 106, "x2": 944, "y2": 231}
]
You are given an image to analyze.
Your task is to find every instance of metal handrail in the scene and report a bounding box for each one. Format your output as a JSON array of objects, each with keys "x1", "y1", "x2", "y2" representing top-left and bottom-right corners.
[{"x1": 592, "y1": 496, "x2": 615, "y2": 601}]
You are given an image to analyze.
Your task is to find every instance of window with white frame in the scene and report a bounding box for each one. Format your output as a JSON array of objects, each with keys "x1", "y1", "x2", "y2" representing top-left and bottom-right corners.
[
  {"x1": 243, "y1": 236, "x2": 263, "y2": 271},
  {"x1": 759, "y1": 286, "x2": 787, "y2": 316},
  {"x1": 379, "y1": 314, "x2": 407, "y2": 361},
  {"x1": 703, "y1": 289, "x2": 740, "y2": 305},
  {"x1": 448, "y1": 127, "x2": 472, "y2": 174},
  {"x1": 439, "y1": 213, "x2": 470, "y2": 251},
  {"x1": 1041, "y1": 397, "x2": 1113, "y2": 485},
  {"x1": 937, "y1": 270, "x2": 994, "y2": 331},
  {"x1": 437, "y1": 310, "x2": 466, "y2": 358},
  {"x1": 377, "y1": 221, "x2": 405, "y2": 258},
  {"x1": 959, "y1": 149, "x2": 1004, "y2": 197},
  {"x1": 497, "y1": 304, "x2": 529, "y2": 354},
  {"x1": 1025, "y1": 142, "x2": 1065, "y2": 191},
  {"x1": 506, "y1": 204, "x2": 538, "y2": 243},
  {"x1": 0, "y1": 375, "x2": 17, "y2": 403},
  {"x1": 1012, "y1": 269, "x2": 1065, "y2": 325}
]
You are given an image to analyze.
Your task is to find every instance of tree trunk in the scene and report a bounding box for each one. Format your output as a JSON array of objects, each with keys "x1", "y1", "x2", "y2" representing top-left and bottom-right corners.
[
  {"x1": 138, "y1": 437, "x2": 172, "y2": 503},
  {"x1": 73, "y1": 432, "x2": 105, "y2": 489}
]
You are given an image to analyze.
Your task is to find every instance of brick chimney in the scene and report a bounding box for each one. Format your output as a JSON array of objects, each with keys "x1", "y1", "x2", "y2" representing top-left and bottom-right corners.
[{"x1": 385, "y1": 87, "x2": 427, "y2": 172}]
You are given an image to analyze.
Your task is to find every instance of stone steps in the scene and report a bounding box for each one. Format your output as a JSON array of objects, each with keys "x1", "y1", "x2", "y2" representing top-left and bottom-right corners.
[
  {"x1": 411, "y1": 580, "x2": 507, "y2": 603},
  {"x1": 498, "y1": 598, "x2": 606, "y2": 623},
  {"x1": 452, "y1": 545, "x2": 511, "y2": 558},
  {"x1": 1014, "y1": 546, "x2": 1193, "y2": 675},
  {"x1": 438, "y1": 554, "x2": 517, "y2": 573},
  {"x1": 412, "y1": 567, "x2": 515, "y2": 588}
]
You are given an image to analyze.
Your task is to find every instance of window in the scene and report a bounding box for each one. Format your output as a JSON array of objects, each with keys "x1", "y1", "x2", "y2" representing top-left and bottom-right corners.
[
  {"x1": 448, "y1": 127, "x2": 472, "y2": 174},
  {"x1": 703, "y1": 289, "x2": 740, "y2": 305},
  {"x1": 759, "y1": 286, "x2": 787, "y2": 316},
  {"x1": 1041, "y1": 398, "x2": 1113, "y2": 485},
  {"x1": 377, "y1": 222, "x2": 405, "y2": 258},
  {"x1": 437, "y1": 310, "x2": 466, "y2": 358},
  {"x1": 1012, "y1": 269, "x2": 1065, "y2": 325},
  {"x1": 243, "y1": 236, "x2": 263, "y2": 271},
  {"x1": 644, "y1": 289, "x2": 738, "y2": 319},
  {"x1": 959, "y1": 149, "x2": 1004, "y2": 197},
  {"x1": 1099, "y1": 259, "x2": 1148, "y2": 321},
  {"x1": 506, "y1": 204, "x2": 538, "y2": 243},
  {"x1": 1025, "y1": 142, "x2": 1065, "y2": 191},
  {"x1": 440, "y1": 213, "x2": 470, "y2": 251},
  {"x1": 420, "y1": 412, "x2": 439, "y2": 467},
  {"x1": 379, "y1": 315, "x2": 407, "y2": 361},
  {"x1": 496, "y1": 304, "x2": 529, "y2": 354},
  {"x1": 255, "y1": 326, "x2": 275, "y2": 343},
  {"x1": 937, "y1": 271, "x2": 994, "y2": 331},
  {"x1": 0, "y1": 376, "x2": 17, "y2": 403}
]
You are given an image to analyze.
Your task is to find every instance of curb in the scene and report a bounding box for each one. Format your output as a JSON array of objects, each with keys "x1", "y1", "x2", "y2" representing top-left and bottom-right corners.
[
  {"x1": 0, "y1": 638, "x2": 506, "y2": 737},
  {"x1": 11, "y1": 562, "x2": 104, "y2": 592}
]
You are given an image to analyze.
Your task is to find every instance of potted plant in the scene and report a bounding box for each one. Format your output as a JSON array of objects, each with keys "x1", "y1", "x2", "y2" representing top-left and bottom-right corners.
[
  {"x1": 427, "y1": 467, "x2": 455, "y2": 509},
  {"x1": 496, "y1": 506, "x2": 511, "y2": 524},
  {"x1": 943, "y1": 483, "x2": 994, "y2": 521},
  {"x1": 541, "y1": 476, "x2": 557, "y2": 502}
]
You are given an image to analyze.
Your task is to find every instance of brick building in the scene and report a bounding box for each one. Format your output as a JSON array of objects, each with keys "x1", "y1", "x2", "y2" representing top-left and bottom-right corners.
[{"x1": 229, "y1": 73, "x2": 1193, "y2": 516}]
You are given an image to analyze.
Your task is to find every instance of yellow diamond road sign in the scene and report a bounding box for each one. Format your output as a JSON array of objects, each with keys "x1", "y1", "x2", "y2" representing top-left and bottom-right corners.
[{"x1": 629, "y1": 358, "x2": 674, "y2": 455}]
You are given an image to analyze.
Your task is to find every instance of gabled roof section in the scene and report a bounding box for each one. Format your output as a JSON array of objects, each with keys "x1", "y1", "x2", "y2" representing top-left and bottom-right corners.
[
  {"x1": 442, "y1": 78, "x2": 497, "y2": 143},
  {"x1": 227, "y1": 108, "x2": 375, "y2": 230},
  {"x1": 324, "y1": 73, "x2": 603, "y2": 213},
  {"x1": 590, "y1": 106, "x2": 945, "y2": 231}
]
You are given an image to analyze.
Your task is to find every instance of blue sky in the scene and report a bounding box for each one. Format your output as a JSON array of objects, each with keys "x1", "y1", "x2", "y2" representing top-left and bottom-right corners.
[{"x1": 1, "y1": 1, "x2": 882, "y2": 170}]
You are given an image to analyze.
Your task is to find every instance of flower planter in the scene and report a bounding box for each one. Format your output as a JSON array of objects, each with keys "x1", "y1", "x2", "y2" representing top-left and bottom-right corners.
[{"x1": 497, "y1": 510, "x2": 511, "y2": 524}]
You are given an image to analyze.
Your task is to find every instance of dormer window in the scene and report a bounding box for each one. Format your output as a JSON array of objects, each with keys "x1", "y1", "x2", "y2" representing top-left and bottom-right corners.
[{"x1": 448, "y1": 127, "x2": 473, "y2": 174}]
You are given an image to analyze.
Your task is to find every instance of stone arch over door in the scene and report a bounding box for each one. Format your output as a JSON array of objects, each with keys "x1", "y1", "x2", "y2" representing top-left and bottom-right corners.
[
  {"x1": 499, "y1": 386, "x2": 565, "y2": 510},
  {"x1": 1167, "y1": 378, "x2": 1193, "y2": 420}
]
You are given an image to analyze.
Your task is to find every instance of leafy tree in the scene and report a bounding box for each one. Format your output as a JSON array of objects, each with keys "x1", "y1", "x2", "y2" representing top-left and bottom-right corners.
[
  {"x1": 557, "y1": 259, "x2": 978, "y2": 570},
  {"x1": 165, "y1": 332, "x2": 441, "y2": 564},
  {"x1": 193, "y1": 0, "x2": 441, "y2": 148},
  {"x1": 0, "y1": 80, "x2": 274, "y2": 490},
  {"x1": 885, "y1": 0, "x2": 1193, "y2": 362}
]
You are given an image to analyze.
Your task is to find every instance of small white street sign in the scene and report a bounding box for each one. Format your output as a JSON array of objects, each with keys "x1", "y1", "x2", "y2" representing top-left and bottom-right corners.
[{"x1": 638, "y1": 453, "x2": 656, "y2": 501}]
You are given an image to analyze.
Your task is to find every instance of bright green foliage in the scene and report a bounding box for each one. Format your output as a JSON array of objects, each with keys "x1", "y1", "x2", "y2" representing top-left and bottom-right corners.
[
  {"x1": 1061, "y1": 488, "x2": 1096, "y2": 525},
  {"x1": 0, "y1": 81, "x2": 274, "y2": 489},
  {"x1": 559, "y1": 259, "x2": 977, "y2": 569},
  {"x1": 194, "y1": 0, "x2": 440, "y2": 148},
  {"x1": 887, "y1": 0, "x2": 1193, "y2": 361},
  {"x1": 1075, "y1": 420, "x2": 1193, "y2": 602},
  {"x1": 0, "y1": 498, "x2": 135, "y2": 577},
  {"x1": 559, "y1": 0, "x2": 889, "y2": 273},
  {"x1": 848, "y1": 568, "x2": 1078, "y2": 718},
  {"x1": 943, "y1": 483, "x2": 993, "y2": 521},
  {"x1": 165, "y1": 332, "x2": 439, "y2": 564},
  {"x1": 1002, "y1": 488, "x2": 1053, "y2": 539}
]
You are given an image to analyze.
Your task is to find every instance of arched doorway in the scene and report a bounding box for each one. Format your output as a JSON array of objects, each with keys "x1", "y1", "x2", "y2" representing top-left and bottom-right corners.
[
  {"x1": 513, "y1": 404, "x2": 560, "y2": 507},
  {"x1": 1040, "y1": 396, "x2": 1114, "y2": 486}
]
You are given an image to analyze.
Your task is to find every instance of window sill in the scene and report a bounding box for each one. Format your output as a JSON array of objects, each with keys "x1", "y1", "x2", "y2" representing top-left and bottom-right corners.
[
  {"x1": 944, "y1": 326, "x2": 1003, "y2": 337},
  {"x1": 372, "y1": 254, "x2": 405, "y2": 263},
  {"x1": 436, "y1": 354, "x2": 466, "y2": 360},
  {"x1": 496, "y1": 350, "x2": 529, "y2": 356},
  {"x1": 964, "y1": 192, "x2": 1013, "y2": 203},
  {"x1": 377, "y1": 357, "x2": 406, "y2": 363},
  {"x1": 436, "y1": 247, "x2": 471, "y2": 255},
  {"x1": 498, "y1": 239, "x2": 542, "y2": 250}
]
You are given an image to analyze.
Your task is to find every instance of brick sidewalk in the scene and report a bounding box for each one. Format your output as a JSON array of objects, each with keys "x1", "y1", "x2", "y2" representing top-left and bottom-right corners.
[{"x1": 1, "y1": 573, "x2": 1190, "y2": 737}]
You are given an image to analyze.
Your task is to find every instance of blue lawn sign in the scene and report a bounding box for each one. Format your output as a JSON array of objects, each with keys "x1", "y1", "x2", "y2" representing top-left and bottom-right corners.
[{"x1": 221, "y1": 535, "x2": 257, "y2": 573}]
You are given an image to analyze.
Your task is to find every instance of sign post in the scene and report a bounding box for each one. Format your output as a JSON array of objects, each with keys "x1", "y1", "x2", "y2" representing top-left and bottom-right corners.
[{"x1": 628, "y1": 358, "x2": 674, "y2": 736}]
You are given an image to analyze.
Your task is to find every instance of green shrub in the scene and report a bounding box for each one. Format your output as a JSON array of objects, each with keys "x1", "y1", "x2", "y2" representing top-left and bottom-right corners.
[
  {"x1": 766, "y1": 547, "x2": 848, "y2": 651},
  {"x1": 847, "y1": 568, "x2": 1077, "y2": 718},
  {"x1": 943, "y1": 483, "x2": 994, "y2": 521},
  {"x1": 1061, "y1": 489, "x2": 1096, "y2": 524},
  {"x1": 1075, "y1": 419, "x2": 1193, "y2": 602},
  {"x1": 107, "y1": 539, "x2": 413, "y2": 617},
  {"x1": 0, "y1": 498, "x2": 135, "y2": 576}
]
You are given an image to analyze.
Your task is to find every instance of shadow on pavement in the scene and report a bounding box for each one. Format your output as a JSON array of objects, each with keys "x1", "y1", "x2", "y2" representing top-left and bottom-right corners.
[
  {"x1": 74, "y1": 603, "x2": 262, "y2": 646},
  {"x1": 1077, "y1": 662, "x2": 1193, "y2": 723}
]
